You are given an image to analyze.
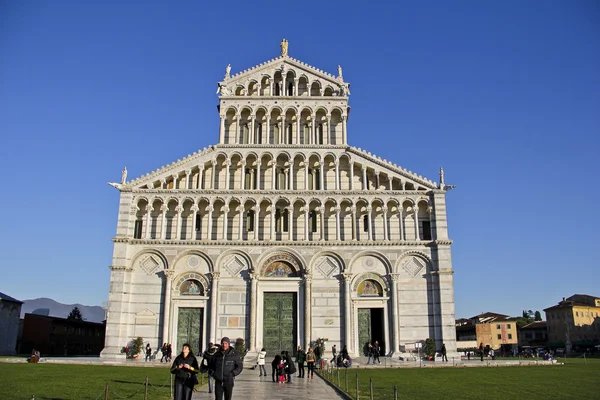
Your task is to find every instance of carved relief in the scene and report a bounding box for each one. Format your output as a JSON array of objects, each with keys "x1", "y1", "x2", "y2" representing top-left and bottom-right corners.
[
  {"x1": 140, "y1": 255, "x2": 160, "y2": 275},
  {"x1": 314, "y1": 256, "x2": 338, "y2": 279},
  {"x1": 401, "y1": 257, "x2": 425, "y2": 277},
  {"x1": 223, "y1": 255, "x2": 247, "y2": 276}
]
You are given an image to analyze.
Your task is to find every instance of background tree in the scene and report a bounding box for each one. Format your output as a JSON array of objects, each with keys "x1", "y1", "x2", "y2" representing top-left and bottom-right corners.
[
  {"x1": 67, "y1": 306, "x2": 83, "y2": 321},
  {"x1": 534, "y1": 311, "x2": 542, "y2": 321},
  {"x1": 424, "y1": 338, "x2": 436, "y2": 359}
]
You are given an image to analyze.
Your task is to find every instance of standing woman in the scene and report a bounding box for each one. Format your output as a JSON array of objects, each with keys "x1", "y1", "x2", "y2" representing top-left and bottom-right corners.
[
  {"x1": 257, "y1": 348, "x2": 267, "y2": 376},
  {"x1": 306, "y1": 347, "x2": 315, "y2": 379},
  {"x1": 171, "y1": 343, "x2": 199, "y2": 400}
]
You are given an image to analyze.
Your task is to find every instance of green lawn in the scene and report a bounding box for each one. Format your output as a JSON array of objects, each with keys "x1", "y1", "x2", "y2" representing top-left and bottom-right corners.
[
  {"x1": 321, "y1": 358, "x2": 600, "y2": 400},
  {"x1": 0, "y1": 363, "x2": 208, "y2": 400}
]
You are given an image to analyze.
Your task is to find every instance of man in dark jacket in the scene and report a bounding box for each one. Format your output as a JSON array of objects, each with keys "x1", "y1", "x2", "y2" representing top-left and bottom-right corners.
[
  {"x1": 201, "y1": 342, "x2": 218, "y2": 393},
  {"x1": 283, "y1": 351, "x2": 296, "y2": 383},
  {"x1": 296, "y1": 346, "x2": 306, "y2": 378},
  {"x1": 207, "y1": 337, "x2": 243, "y2": 400}
]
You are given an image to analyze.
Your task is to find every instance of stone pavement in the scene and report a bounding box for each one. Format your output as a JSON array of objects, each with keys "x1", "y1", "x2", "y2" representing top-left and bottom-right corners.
[{"x1": 192, "y1": 368, "x2": 344, "y2": 400}]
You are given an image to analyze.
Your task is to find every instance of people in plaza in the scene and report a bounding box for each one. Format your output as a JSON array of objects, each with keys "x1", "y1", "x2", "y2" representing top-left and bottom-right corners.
[
  {"x1": 167, "y1": 343, "x2": 173, "y2": 362},
  {"x1": 257, "y1": 348, "x2": 267, "y2": 377},
  {"x1": 161, "y1": 343, "x2": 168, "y2": 363},
  {"x1": 170, "y1": 343, "x2": 199, "y2": 400},
  {"x1": 479, "y1": 343, "x2": 484, "y2": 361},
  {"x1": 201, "y1": 342, "x2": 219, "y2": 393},
  {"x1": 366, "y1": 343, "x2": 374, "y2": 364},
  {"x1": 145, "y1": 343, "x2": 152, "y2": 362},
  {"x1": 283, "y1": 350, "x2": 296, "y2": 383},
  {"x1": 28, "y1": 349, "x2": 40, "y2": 363},
  {"x1": 314, "y1": 343, "x2": 322, "y2": 364},
  {"x1": 296, "y1": 346, "x2": 306, "y2": 378},
  {"x1": 331, "y1": 344, "x2": 337, "y2": 364},
  {"x1": 306, "y1": 348, "x2": 316, "y2": 378},
  {"x1": 272, "y1": 354, "x2": 282, "y2": 382},
  {"x1": 207, "y1": 337, "x2": 243, "y2": 400},
  {"x1": 373, "y1": 341, "x2": 381, "y2": 364},
  {"x1": 441, "y1": 343, "x2": 448, "y2": 362}
]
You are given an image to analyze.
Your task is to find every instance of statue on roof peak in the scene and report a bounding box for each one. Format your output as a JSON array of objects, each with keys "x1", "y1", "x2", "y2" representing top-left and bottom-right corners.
[
  {"x1": 224, "y1": 64, "x2": 231, "y2": 79},
  {"x1": 338, "y1": 65, "x2": 343, "y2": 80},
  {"x1": 280, "y1": 38, "x2": 289, "y2": 57}
]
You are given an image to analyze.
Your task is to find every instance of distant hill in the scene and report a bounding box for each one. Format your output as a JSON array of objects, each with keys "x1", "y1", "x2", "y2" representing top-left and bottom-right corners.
[{"x1": 20, "y1": 298, "x2": 105, "y2": 323}]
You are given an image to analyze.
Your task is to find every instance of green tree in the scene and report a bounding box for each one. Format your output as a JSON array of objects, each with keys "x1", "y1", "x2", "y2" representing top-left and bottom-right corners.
[
  {"x1": 424, "y1": 338, "x2": 436, "y2": 359},
  {"x1": 67, "y1": 306, "x2": 83, "y2": 321},
  {"x1": 534, "y1": 311, "x2": 542, "y2": 321}
]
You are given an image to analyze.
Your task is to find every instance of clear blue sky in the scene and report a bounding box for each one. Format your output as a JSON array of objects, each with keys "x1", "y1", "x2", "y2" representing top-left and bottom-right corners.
[{"x1": 1, "y1": 1, "x2": 598, "y2": 319}]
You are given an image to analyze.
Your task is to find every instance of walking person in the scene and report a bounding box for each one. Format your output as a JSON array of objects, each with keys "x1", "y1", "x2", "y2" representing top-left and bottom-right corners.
[
  {"x1": 201, "y1": 342, "x2": 218, "y2": 393},
  {"x1": 167, "y1": 343, "x2": 173, "y2": 362},
  {"x1": 284, "y1": 351, "x2": 296, "y2": 383},
  {"x1": 160, "y1": 343, "x2": 168, "y2": 363},
  {"x1": 306, "y1": 348, "x2": 316, "y2": 379},
  {"x1": 145, "y1": 343, "x2": 152, "y2": 362},
  {"x1": 479, "y1": 343, "x2": 484, "y2": 362},
  {"x1": 373, "y1": 341, "x2": 381, "y2": 364},
  {"x1": 170, "y1": 343, "x2": 199, "y2": 400},
  {"x1": 331, "y1": 344, "x2": 337, "y2": 364},
  {"x1": 366, "y1": 343, "x2": 373, "y2": 364},
  {"x1": 257, "y1": 348, "x2": 267, "y2": 377},
  {"x1": 296, "y1": 346, "x2": 306, "y2": 378},
  {"x1": 441, "y1": 343, "x2": 448, "y2": 362},
  {"x1": 207, "y1": 337, "x2": 243, "y2": 400}
]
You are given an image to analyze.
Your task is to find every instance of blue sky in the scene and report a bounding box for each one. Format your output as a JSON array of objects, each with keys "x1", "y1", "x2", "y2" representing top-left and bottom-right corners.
[{"x1": 1, "y1": 1, "x2": 598, "y2": 319}]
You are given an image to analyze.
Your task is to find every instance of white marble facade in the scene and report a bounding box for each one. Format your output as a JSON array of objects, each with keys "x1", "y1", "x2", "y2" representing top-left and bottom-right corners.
[{"x1": 101, "y1": 42, "x2": 457, "y2": 359}]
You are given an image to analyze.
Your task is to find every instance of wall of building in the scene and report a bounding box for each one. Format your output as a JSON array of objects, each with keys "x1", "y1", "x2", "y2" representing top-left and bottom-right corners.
[{"x1": 0, "y1": 301, "x2": 22, "y2": 355}]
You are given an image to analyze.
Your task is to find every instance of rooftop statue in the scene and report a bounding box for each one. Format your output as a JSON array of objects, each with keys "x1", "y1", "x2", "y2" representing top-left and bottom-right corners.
[
  {"x1": 224, "y1": 64, "x2": 231, "y2": 79},
  {"x1": 338, "y1": 65, "x2": 343, "y2": 80},
  {"x1": 121, "y1": 166, "x2": 128, "y2": 184},
  {"x1": 280, "y1": 38, "x2": 288, "y2": 56}
]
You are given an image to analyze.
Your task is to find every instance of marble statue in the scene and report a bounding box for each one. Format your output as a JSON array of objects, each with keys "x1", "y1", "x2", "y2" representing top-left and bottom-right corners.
[
  {"x1": 280, "y1": 38, "x2": 288, "y2": 56},
  {"x1": 337, "y1": 65, "x2": 343, "y2": 79},
  {"x1": 439, "y1": 167, "x2": 445, "y2": 187},
  {"x1": 225, "y1": 64, "x2": 231, "y2": 79},
  {"x1": 121, "y1": 166, "x2": 127, "y2": 184}
]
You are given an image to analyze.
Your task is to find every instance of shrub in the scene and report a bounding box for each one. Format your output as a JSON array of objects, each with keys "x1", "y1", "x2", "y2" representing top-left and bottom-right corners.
[
  {"x1": 424, "y1": 338, "x2": 436, "y2": 359},
  {"x1": 132, "y1": 337, "x2": 144, "y2": 356},
  {"x1": 234, "y1": 338, "x2": 247, "y2": 359}
]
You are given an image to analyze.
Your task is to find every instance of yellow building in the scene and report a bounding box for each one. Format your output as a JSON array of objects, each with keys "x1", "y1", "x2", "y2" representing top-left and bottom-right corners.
[
  {"x1": 544, "y1": 294, "x2": 600, "y2": 351},
  {"x1": 471, "y1": 312, "x2": 518, "y2": 351}
]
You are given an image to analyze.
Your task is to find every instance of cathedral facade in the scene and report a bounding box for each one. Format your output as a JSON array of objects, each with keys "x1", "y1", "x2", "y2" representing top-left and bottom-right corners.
[{"x1": 101, "y1": 42, "x2": 457, "y2": 360}]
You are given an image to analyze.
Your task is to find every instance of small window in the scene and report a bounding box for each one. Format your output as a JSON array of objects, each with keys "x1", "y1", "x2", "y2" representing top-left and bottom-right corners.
[
  {"x1": 576, "y1": 311, "x2": 579, "y2": 317},
  {"x1": 420, "y1": 220, "x2": 432, "y2": 240},
  {"x1": 310, "y1": 210, "x2": 317, "y2": 233},
  {"x1": 363, "y1": 215, "x2": 369, "y2": 232},
  {"x1": 497, "y1": 334, "x2": 501, "y2": 340},
  {"x1": 496, "y1": 324, "x2": 501, "y2": 329},
  {"x1": 507, "y1": 324, "x2": 511, "y2": 329},
  {"x1": 315, "y1": 168, "x2": 321, "y2": 190},
  {"x1": 508, "y1": 334, "x2": 512, "y2": 340},
  {"x1": 134, "y1": 220, "x2": 143, "y2": 239},
  {"x1": 246, "y1": 210, "x2": 255, "y2": 232},
  {"x1": 195, "y1": 215, "x2": 201, "y2": 231}
]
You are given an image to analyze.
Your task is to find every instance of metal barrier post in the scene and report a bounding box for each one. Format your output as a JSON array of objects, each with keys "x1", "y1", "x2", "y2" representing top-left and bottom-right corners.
[
  {"x1": 104, "y1": 383, "x2": 109, "y2": 400},
  {"x1": 345, "y1": 368, "x2": 348, "y2": 392},
  {"x1": 394, "y1": 384, "x2": 398, "y2": 400},
  {"x1": 144, "y1": 376, "x2": 148, "y2": 400},
  {"x1": 337, "y1": 365, "x2": 340, "y2": 387},
  {"x1": 369, "y1": 377, "x2": 373, "y2": 400},
  {"x1": 356, "y1": 372, "x2": 359, "y2": 400}
]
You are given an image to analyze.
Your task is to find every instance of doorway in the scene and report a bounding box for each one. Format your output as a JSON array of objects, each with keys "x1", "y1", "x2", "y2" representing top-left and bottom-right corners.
[
  {"x1": 357, "y1": 308, "x2": 385, "y2": 356},
  {"x1": 177, "y1": 308, "x2": 204, "y2": 355},
  {"x1": 263, "y1": 292, "x2": 297, "y2": 355}
]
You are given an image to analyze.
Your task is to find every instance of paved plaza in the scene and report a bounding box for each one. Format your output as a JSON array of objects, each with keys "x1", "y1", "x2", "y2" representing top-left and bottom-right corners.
[{"x1": 192, "y1": 368, "x2": 344, "y2": 400}]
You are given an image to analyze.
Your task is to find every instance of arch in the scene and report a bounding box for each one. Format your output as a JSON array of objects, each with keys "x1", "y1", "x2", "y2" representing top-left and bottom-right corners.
[
  {"x1": 351, "y1": 272, "x2": 389, "y2": 295},
  {"x1": 171, "y1": 249, "x2": 214, "y2": 272},
  {"x1": 131, "y1": 249, "x2": 169, "y2": 271},
  {"x1": 330, "y1": 106, "x2": 344, "y2": 116},
  {"x1": 348, "y1": 250, "x2": 393, "y2": 275},
  {"x1": 283, "y1": 105, "x2": 299, "y2": 114},
  {"x1": 309, "y1": 250, "x2": 346, "y2": 273},
  {"x1": 256, "y1": 247, "x2": 306, "y2": 276},
  {"x1": 173, "y1": 271, "x2": 210, "y2": 295},
  {"x1": 395, "y1": 251, "x2": 433, "y2": 271},
  {"x1": 224, "y1": 105, "x2": 239, "y2": 115},
  {"x1": 240, "y1": 105, "x2": 253, "y2": 115},
  {"x1": 214, "y1": 249, "x2": 253, "y2": 274},
  {"x1": 268, "y1": 105, "x2": 284, "y2": 115}
]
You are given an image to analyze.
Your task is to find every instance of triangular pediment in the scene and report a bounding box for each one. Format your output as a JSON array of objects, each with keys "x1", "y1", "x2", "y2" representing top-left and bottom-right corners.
[{"x1": 219, "y1": 55, "x2": 345, "y2": 94}]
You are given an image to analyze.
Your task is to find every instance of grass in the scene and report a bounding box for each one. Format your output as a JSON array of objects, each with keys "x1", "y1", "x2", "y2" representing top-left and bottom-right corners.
[
  {"x1": 321, "y1": 358, "x2": 600, "y2": 400},
  {"x1": 0, "y1": 363, "x2": 207, "y2": 400}
]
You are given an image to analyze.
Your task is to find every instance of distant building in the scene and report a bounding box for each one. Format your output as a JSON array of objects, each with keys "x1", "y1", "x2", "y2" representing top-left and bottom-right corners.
[
  {"x1": 20, "y1": 313, "x2": 106, "y2": 356},
  {"x1": 0, "y1": 292, "x2": 23, "y2": 355},
  {"x1": 455, "y1": 312, "x2": 518, "y2": 353},
  {"x1": 544, "y1": 294, "x2": 600, "y2": 351},
  {"x1": 518, "y1": 321, "x2": 548, "y2": 348}
]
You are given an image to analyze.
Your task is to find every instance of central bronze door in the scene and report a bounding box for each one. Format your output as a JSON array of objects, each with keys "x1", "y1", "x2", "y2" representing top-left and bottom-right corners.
[
  {"x1": 177, "y1": 308, "x2": 204, "y2": 354},
  {"x1": 263, "y1": 292, "x2": 297, "y2": 355}
]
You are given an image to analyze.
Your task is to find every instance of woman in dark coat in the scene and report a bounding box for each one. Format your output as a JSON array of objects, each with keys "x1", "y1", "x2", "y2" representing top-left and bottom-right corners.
[
  {"x1": 271, "y1": 354, "x2": 282, "y2": 382},
  {"x1": 284, "y1": 351, "x2": 296, "y2": 383},
  {"x1": 170, "y1": 343, "x2": 200, "y2": 400}
]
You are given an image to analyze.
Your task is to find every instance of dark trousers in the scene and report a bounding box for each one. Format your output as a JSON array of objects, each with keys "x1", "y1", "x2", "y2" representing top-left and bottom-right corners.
[
  {"x1": 174, "y1": 380, "x2": 193, "y2": 400},
  {"x1": 298, "y1": 363, "x2": 305, "y2": 377},
  {"x1": 214, "y1": 380, "x2": 234, "y2": 400},
  {"x1": 307, "y1": 362, "x2": 315, "y2": 377},
  {"x1": 272, "y1": 365, "x2": 277, "y2": 382},
  {"x1": 442, "y1": 354, "x2": 448, "y2": 362}
]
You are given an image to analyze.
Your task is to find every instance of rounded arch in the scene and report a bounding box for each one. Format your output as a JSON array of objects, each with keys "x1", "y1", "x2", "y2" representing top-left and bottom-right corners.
[
  {"x1": 214, "y1": 249, "x2": 253, "y2": 274},
  {"x1": 240, "y1": 105, "x2": 253, "y2": 114},
  {"x1": 268, "y1": 105, "x2": 284, "y2": 115},
  {"x1": 283, "y1": 105, "x2": 299, "y2": 114},
  {"x1": 299, "y1": 105, "x2": 314, "y2": 115},
  {"x1": 351, "y1": 272, "x2": 389, "y2": 294},
  {"x1": 131, "y1": 249, "x2": 169, "y2": 270},
  {"x1": 256, "y1": 247, "x2": 306, "y2": 276},
  {"x1": 213, "y1": 151, "x2": 229, "y2": 160},
  {"x1": 309, "y1": 250, "x2": 347, "y2": 273},
  {"x1": 171, "y1": 249, "x2": 214, "y2": 273},
  {"x1": 348, "y1": 250, "x2": 393, "y2": 275},
  {"x1": 228, "y1": 150, "x2": 244, "y2": 160},
  {"x1": 395, "y1": 250, "x2": 433, "y2": 274},
  {"x1": 254, "y1": 106, "x2": 268, "y2": 115},
  {"x1": 173, "y1": 271, "x2": 210, "y2": 295},
  {"x1": 291, "y1": 152, "x2": 307, "y2": 162},
  {"x1": 224, "y1": 105, "x2": 239, "y2": 115},
  {"x1": 330, "y1": 106, "x2": 344, "y2": 116},
  {"x1": 322, "y1": 151, "x2": 338, "y2": 161}
]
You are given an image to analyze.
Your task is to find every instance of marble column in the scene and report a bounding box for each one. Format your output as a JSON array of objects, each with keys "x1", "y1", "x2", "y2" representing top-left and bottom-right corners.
[
  {"x1": 311, "y1": 115, "x2": 315, "y2": 144},
  {"x1": 362, "y1": 166, "x2": 368, "y2": 190},
  {"x1": 287, "y1": 207, "x2": 293, "y2": 241},
  {"x1": 366, "y1": 206, "x2": 372, "y2": 241},
  {"x1": 250, "y1": 116, "x2": 255, "y2": 144},
  {"x1": 174, "y1": 205, "x2": 183, "y2": 240},
  {"x1": 389, "y1": 273, "x2": 401, "y2": 355},
  {"x1": 225, "y1": 159, "x2": 231, "y2": 190},
  {"x1": 210, "y1": 160, "x2": 216, "y2": 189},
  {"x1": 145, "y1": 206, "x2": 153, "y2": 239},
  {"x1": 160, "y1": 204, "x2": 168, "y2": 239},
  {"x1": 249, "y1": 273, "x2": 258, "y2": 351},
  {"x1": 319, "y1": 207, "x2": 325, "y2": 241},
  {"x1": 318, "y1": 162, "x2": 324, "y2": 190},
  {"x1": 388, "y1": 176, "x2": 393, "y2": 191},
  {"x1": 222, "y1": 206, "x2": 229, "y2": 240},
  {"x1": 162, "y1": 270, "x2": 175, "y2": 344},
  {"x1": 191, "y1": 205, "x2": 199, "y2": 240},
  {"x1": 349, "y1": 162, "x2": 354, "y2": 190},
  {"x1": 399, "y1": 208, "x2": 405, "y2": 241},
  {"x1": 414, "y1": 206, "x2": 420, "y2": 241},
  {"x1": 351, "y1": 205, "x2": 357, "y2": 241},
  {"x1": 335, "y1": 207, "x2": 341, "y2": 240},
  {"x1": 304, "y1": 273, "x2": 312, "y2": 349},
  {"x1": 342, "y1": 115, "x2": 347, "y2": 144},
  {"x1": 197, "y1": 166, "x2": 204, "y2": 189},
  {"x1": 270, "y1": 206, "x2": 275, "y2": 240},
  {"x1": 382, "y1": 206, "x2": 388, "y2": 241},
  {"x1": 239, "y1": 160, "x2": 246, "y2": 189},
  {"x1": 172, "y1": 175, "x2": 178, "y2": 190},
  {"x1": 250, "y1": 169, "x2": 255, "y2": 190},
  {"x1": 334, "y1": 161, "x2": 340, "y2": 190},
  {"x1": 253, "y1": 207, "x2": 259, "y2": 241},
  {"x1": 210, "y1": 272, "x2": 220, "y2": 343},
  {"x1": 238, "y1": 206, "x2": 244, "y2": 240},
  {"x1": 266, "y1": 118, "x2": 270, "y2": 144},
  {"x1": 256, "y1": 162, "x2": 261, "y2": 190},
  {"x1": 207, "y1": 205, "x2": 213, "y2": 240},
  {"x1": 304, "y1": 163, "x2": 309, "y2": 190},
  {"x1": 326, "y1": 114, "x2": 331, "y2": 145},
  {"x1": 289, "y1": 163, "x2": 294, "y2": 190},
  {"x1": 296, "y1": 117, "x2": 300, "y2": 145},
  {"x1": 184, "y1": 169, "x2": 191, "y2": 190},
  {"x1": 342, "y1": 273, "x2": 353, "y2": 351},
  {"x1": 304, "y1": 207, "x2": 309, "y2": 240},
  {"x1": 271, "y1": 161, "x2": 276, "y2": 190},
  {"x1": 219, "y1": 116, "x2": 225, "y2": 143}
]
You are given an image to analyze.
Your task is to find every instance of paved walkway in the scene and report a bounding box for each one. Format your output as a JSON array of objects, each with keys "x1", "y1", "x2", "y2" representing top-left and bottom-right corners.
[{"x1": 192, "y1": 369, "x2": 344, "y2": 400}]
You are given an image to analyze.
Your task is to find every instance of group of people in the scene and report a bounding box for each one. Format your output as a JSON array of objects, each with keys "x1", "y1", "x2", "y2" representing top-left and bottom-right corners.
[
  {"x1": 330, "y1": 344, "x2": 352, "y2": 368},
  {"x1": 170, "y1": 337, "x2": 243, "y2": 400},
  {"x1": 160, "y1": 343, "x2": 173, "y2": 363},
  {"x1": 271, "y1": 350, "x2": 297, "y2": 382},
  {"x1": 365, "y1": 341, "x2": 382, "y2": 364}
]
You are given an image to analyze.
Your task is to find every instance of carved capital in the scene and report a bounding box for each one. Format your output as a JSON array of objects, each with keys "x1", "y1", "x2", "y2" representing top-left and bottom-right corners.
[
  {"x1": 304, "y1": 273, "x2": 313, "y2": 284},
  {"x1": 207, "y1": 205, "x2": 214, "y2": 212},
  {"x1": 211, "y1": 272, "x2": 221, "y2": 281},
  {"x1": 334, "y1": 160, "x2": 340, "y2": 167},
  {"x1": 175, "y1": 206, "x2": 183, "y2": 214},
  {"x1": 382, "y1": 206, "x2": 388, "y2": 213},
  {"x1": 389, "y1": 273, "x2": 401, "y2": 283},
  {"x1": 366, "y1": 206, "x2": 372, "y2": 213},
  {"x1": 427, "y1": 206, "x2": 433, "y2": 214},
  {"x1": 342, "y1": 272, "x2": 353, "y2": 284},
  {"x1": 223, "y1": 206, "x2": 230, "y2": 213},
  {"x1": 163, "y1": 269, "x2": 175, "y2": 279},
  {"x1": 350, "y1": 205, "x2": 357, "y2": 213},
  {"x1": 198, "y1": 165, "x2": 205, "y2": 171},
  {"x1": 226, "y1": 159, "x2": 232, "y2": 166},
  {"x1": 185, "y1": 169, "x2": 191, "y2": 175},
  {"x1": 362, "y1": 165, "x2": 367, "y2": 171},
  {"x1": 191, "y1": 205, "x2": 199, "y2": 212},
  {"x1": 334, "y1": 206, "x2": 341, "y2": 214},
  {"x1": 160, "y1": 204, "x2": 168, "y2": 213},
  {"x1": 240, "y1": 160, "x2": 246, "y2": 166}
]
